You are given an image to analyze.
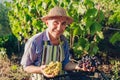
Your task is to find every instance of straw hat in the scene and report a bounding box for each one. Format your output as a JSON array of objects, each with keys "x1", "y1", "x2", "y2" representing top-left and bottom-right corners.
[{"x1": 41, "y1": 6, "x2": 73, "y2": 24}]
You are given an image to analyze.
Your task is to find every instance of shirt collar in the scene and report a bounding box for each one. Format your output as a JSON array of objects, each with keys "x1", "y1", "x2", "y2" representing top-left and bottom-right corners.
[
  {"x1": 46, "y1": 28, "x2": 50, "y2": 40},
  {"x1": 42, "y1": 28, "x2": 50, "y2": 41},
  {"x1": 43, "y1": 28, "x2": 64, "y2": 42}
]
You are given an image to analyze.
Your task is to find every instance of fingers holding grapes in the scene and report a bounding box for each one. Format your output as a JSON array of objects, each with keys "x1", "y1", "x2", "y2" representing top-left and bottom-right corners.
[
  {"x1": 42, "y1": 71, "x2": 55, "y2": 78},
  {"x1": 76, "y1": 63, "x2": 95, "y2": 72},
  {"x1": 82, "y1": 64, "x2": 96, "y2": 72},
  {"x1": 42, "y1": 61, "x2": 62, "y2": 78},
  {"x1": 77, "y1": 54, "x2": 100, "y2": 72}
]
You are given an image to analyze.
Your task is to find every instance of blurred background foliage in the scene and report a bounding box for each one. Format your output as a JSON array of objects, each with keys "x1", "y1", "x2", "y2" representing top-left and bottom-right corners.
[
  {"x1": 0, "y1": 0, "x2": 120, "y2": 58},
  {"x1": 0, "y1": 3, "x2": 11, "y2": 36},
  {"x1": 0, "y1": 3, "x2": 18, "y2": 58}
]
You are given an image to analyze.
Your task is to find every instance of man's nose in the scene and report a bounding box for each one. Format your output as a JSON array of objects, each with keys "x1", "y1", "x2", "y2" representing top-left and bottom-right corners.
[{"x1": 57, "y1": 24, "x2": 62, "y2": 30}]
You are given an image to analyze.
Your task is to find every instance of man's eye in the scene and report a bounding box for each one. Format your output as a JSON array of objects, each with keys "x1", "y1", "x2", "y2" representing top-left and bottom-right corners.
[
  {"x1": 53, "y1": 21, "x2": 58, "y2": 25},
  {"x1": 62, "y1": 22, "x2": 67, "y2": 26}
]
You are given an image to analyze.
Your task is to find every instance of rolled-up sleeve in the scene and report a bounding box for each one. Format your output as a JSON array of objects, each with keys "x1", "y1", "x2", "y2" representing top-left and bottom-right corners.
[
  {"x1": 62, "y1": 40, "x2": 70, "y2": 70},
  {"x1": 21, "y1": 39, "x2": 37, "y2": 68}
]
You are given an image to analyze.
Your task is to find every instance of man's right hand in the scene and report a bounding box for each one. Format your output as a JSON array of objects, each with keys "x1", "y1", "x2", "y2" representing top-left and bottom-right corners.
[{"x1": 40, "y1": 65, "x2": 55, "y2": 78}]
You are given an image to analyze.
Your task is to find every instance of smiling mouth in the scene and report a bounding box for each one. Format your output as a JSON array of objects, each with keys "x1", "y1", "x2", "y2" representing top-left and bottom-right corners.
[{"x1": 55, "y1": 30, "x2": 62, "y2": 33}]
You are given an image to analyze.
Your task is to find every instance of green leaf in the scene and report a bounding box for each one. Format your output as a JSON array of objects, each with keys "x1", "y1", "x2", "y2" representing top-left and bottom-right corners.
[
  {"x1": 73, "y1": 27, "x2": 79, "y2": 36},
  {"x1": 85, "y1": 18, "x2": 94, "y2": 29},
  {"x1": 97, "y1": 10, "x2": 104, "y2": 22},
  {"x1": 84, "y1": 43, "x2": 90, "y2": 51},
  {"x1": 52, "y1": 0, "x2": 58, "y2": 6},
  {"x1": 83, "y1": 0, "x2": 94, "y2": 8},
  {"x1": 44, "y1": 0, "x2": 50, "y2": 3},
  {"x1": 78, "y1": 38, "x2": 87, "y2": 48},
  {"x1": 96, "y1": 31, "x2": 104, "y2": 39},
  {"x1": 65, "y1": 0, "x2": 70, "y2": 2},
  {"x1": 110, "y1": 32, "x2": 120, "y2": 44},
  {"x1": 85, "y1": 8, "x2": 98, "y2": 18},
  {"x1": 92, "y1": 45, "x2": 99, "y2": 55},
  {"x1": 89, "y1": 42, "x2": 99, "y2": 55},
  {"x1": 108, "y1": 13, "x2": 118, "y2": 24},
  {"x1": 25, "y1": 14, "x2": 31, "y2": 22},
  {"x1": 60, "y1": 2, "x2": 64, "y2": 7},
  {"x1": 117, "y1": 12, "x2": 120, "y2": 22},
  {"x1": 73, "y1": 11, "x2": 79, "y2": 22},
  {"x1": 90, "y1": 22, "x2": 102, "y2": 35}
]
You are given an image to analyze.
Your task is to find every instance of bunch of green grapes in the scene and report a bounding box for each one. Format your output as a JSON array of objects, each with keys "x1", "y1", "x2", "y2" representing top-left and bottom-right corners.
[{"x1": 44, "y1": 61, "x2": 62, "y2": 76}]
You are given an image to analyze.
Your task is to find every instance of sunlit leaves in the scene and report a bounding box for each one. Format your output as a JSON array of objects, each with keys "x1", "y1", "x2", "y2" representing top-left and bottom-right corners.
[
  {"x1": 108, "y1": 12, "x2": 120, "y2": 24},
  {"x1": 73, "y1": 27, "x2": 81, "y2": 36},
  {"x1": 7, "y1": 0, "x2": 106, "y2": 57}
]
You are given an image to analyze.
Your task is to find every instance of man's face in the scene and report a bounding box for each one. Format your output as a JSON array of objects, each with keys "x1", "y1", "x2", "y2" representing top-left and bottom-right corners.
[{"x1": 46, "y1": 18, "x2": 67, "y2": 39}]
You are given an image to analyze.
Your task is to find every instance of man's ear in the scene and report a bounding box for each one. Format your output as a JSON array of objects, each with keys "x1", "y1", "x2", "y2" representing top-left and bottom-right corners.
[{"x1": 45, "y1": 21, "x2": 48, "y2": 26}]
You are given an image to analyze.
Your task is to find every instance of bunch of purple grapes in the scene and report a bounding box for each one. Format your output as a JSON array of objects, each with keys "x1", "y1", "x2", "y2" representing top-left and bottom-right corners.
[{"x1": 78, "y1": 54, "x2": 101, "y2": 71}]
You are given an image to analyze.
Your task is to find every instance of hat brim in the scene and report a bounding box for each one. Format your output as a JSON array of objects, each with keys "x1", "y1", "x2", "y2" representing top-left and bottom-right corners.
[{"x1": 41, "y1": 16, "x2": 73, "y2": 24}]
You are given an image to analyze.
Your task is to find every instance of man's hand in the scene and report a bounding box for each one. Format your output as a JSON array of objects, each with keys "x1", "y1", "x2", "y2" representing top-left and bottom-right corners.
[
  {"x1": 40, "y1": 65, "x2": 55, "y2": 78},
  {"x1": 40, "y1": 61, "x2": 62, "y2": 78},
  {"x1": 75, "y1": 63, "x2": 96, "y2": 72}
]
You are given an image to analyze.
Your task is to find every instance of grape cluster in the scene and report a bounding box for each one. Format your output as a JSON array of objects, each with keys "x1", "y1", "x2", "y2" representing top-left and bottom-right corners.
[
  {"x1": 44, "y1": 61, "x2": 62, "y2": 76},
  {"x1": 78, "y1": 54, "x2": 101, "y2": 71}
]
